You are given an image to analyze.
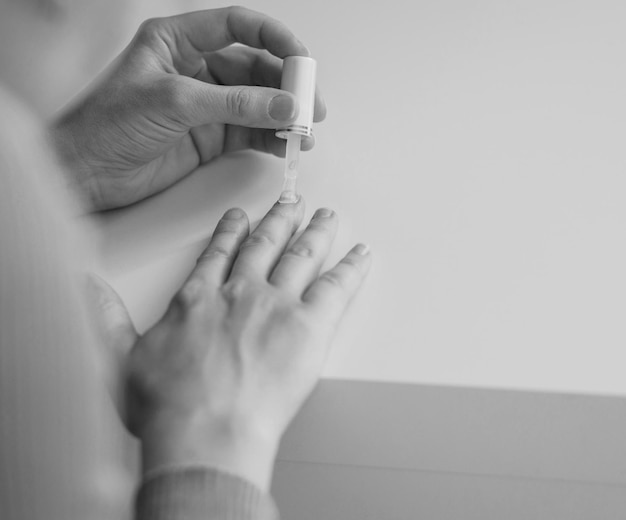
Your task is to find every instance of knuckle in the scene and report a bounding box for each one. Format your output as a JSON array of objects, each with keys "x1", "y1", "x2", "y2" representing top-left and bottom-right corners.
[
  {"x1": 225, "y1": 5, "x2": 251, "y2": 33},
  {"x1": 285, "y1": 243, "x2": 315, "y2": 259},
  {"x1": 341, "y1": 256, "x2": 362, "y2": 270},
  {"x1": 226, "y1": 87, "x2": 252, "y2": 119},
  {"x1": 157, "y1": 76, "x2": 189, "y2": 113},
  {"x1": 227, "y1": 5, "x2": 247, "y2": 19},
  {"x1": 221, "y1": 279, "x2": 247, "y2": 303},
  {"x1": 240, "y1": 233, "x2": 276, "y2": 250},
  {"x1": 197, "y1": 246, "x2": 231, "y2": 264},
  {"x1": 135, "y1": 75, "x2": 187, "y2": 122},
  {"x1": 319, "y1": 271, "x2": 344, "y2": 289},
  {"x1": 137, "y1": 17, "x2": 166, "y2": 42},
  {"x1": 172, "y1": 279, "x2": 206, "y2": 313},
  {"x1": 279, "y1": 307, "x2": 313, "y2": 341}
]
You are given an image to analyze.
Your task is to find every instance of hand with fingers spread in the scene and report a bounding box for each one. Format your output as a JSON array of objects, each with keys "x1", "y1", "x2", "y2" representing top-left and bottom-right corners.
[
  {"x1": 52, "y1": 6, "x2": 326, "y2": 212},
  {"x1": 88, "y1": 199, "x2": 370, "y2": 492}
]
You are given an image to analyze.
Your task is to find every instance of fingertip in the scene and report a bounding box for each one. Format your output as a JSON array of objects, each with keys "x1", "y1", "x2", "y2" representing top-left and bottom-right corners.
[
  {"x1": 274, "y1": 194, "x2": 306, "y2": 212},
  {"x1": 269, "y1": 92, "x2": 299, "y2": 124},
  {"x1": 295, "y1": 39, "x2": 312, "y2": 57},
  {"x1": 222, "y1": 207, "x2": 247, "y2": 220},
  {"x1": 309, "y1": 207, "x2": 339, "y2": 234},
  {"x1": 349, "y1": 243, "x2": 373, "y2": 273},
  {"x1": 300, "y1": 134, "x2": 316, "y2": 151},
  {"x1": 348, "y1": 243, "x2": 373, "y2": 280},
  {"x1": 352, "y1": 243, "x2": 371, "y2": 257},
  {"x1": 312, "y1": 207, "x2": 336, "y2": 221},
  {"x1": 313, "y1": 89, "x2": 327, "y2": 123},
  {"x1": 204, "y1": 84, "x2": 302, "y2": 129},
  {"x1": 215, "y1": 207, "x2": 250, "y2": 237},
  {"x1": 273, "y1": 196, "x2": 306, "y2": 228},
  {"x1": 220, "y1": 207, "x2": 250, "y2": 230}
]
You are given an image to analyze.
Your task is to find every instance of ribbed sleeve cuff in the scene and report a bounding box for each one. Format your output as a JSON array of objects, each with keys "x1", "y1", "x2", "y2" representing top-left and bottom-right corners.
[{"x1": 135, "y1": 467, "x2": 280, "y2": 520}]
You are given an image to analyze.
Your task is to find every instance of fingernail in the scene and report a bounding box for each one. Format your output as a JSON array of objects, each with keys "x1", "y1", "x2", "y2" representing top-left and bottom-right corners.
[
  {"x1": 223, "y1": 208, "x2": 245, "y2": 220},
  {"x1": 298, "y1": 40, "x2": 311, "y2": 56},
  {"x1": 353, "y1": 243, "x2": 370, "y2": 256},
  {"x1": 269, "y1": 94, "x2": 297, "y2": 121},
  {"x1": 313, "y1": 208, "x2": 334, "y2": 219},
  {"x1": 278, "y1": 192, "x2": 301, "y2": 204}
]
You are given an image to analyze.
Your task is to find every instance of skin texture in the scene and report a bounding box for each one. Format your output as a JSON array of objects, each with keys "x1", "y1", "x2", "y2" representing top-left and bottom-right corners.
[
  {"x1": 53, "y1": 7, "x2": 326, "y2": 211},
  {"x1": 89, "y1": 199, "x2": 371, "y2": 491}
]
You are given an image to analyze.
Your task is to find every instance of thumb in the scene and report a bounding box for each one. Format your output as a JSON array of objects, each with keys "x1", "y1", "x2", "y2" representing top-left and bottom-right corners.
[
  {"x1": 84, "y1": 273, "x2": 139, "y2": 420},
  {"x1": 174, "y1": 77, "x2": 300, "y2": 129},
  {"x1": 85, "y1": 273, "x2": 139, "y2": 358}
]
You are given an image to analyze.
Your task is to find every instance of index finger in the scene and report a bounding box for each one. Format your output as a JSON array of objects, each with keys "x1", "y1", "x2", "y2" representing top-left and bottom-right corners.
[{"x1": 169, "y1": 6, "x2": 310, "y2": 59}]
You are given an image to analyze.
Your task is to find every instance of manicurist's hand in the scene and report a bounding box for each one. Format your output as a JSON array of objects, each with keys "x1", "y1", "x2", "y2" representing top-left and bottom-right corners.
[
  {"x1": 88, "y1": 199, "x2": 370, "y2": 492},
  {"x1": 53, "y1": 7, "x2": 326, "y2": 211}
]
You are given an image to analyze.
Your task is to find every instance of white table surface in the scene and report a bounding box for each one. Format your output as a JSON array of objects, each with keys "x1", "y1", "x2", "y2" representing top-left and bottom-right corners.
[{"x1": 95, "y1": 0, "x2": 626, "y2": 396}]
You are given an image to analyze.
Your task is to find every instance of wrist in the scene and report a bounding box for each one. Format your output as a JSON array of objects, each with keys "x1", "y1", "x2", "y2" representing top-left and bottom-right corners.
[{"x1": 140, "y1": 411, "x2": 280, "y2": 493}]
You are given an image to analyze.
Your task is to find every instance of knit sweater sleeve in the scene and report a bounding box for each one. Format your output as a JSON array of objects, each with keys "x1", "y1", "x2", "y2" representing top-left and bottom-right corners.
[{"x1": 136, "y1": 468, "x2": 279, "y2": 520}]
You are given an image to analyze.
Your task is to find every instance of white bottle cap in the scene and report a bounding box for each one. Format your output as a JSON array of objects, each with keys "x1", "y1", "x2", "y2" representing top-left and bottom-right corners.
[{"x1": 276, "y1": 56, "x2": 317, "y2": 139}]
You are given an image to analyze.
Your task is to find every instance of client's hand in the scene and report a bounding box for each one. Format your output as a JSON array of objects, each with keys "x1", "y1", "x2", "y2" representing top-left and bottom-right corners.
[
  {"x1": 53, "y1": 7, "x2": 325, "y2": 212},
  {"x1": 88, "y1": 199, "x2": 370, "y2": 492}
]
